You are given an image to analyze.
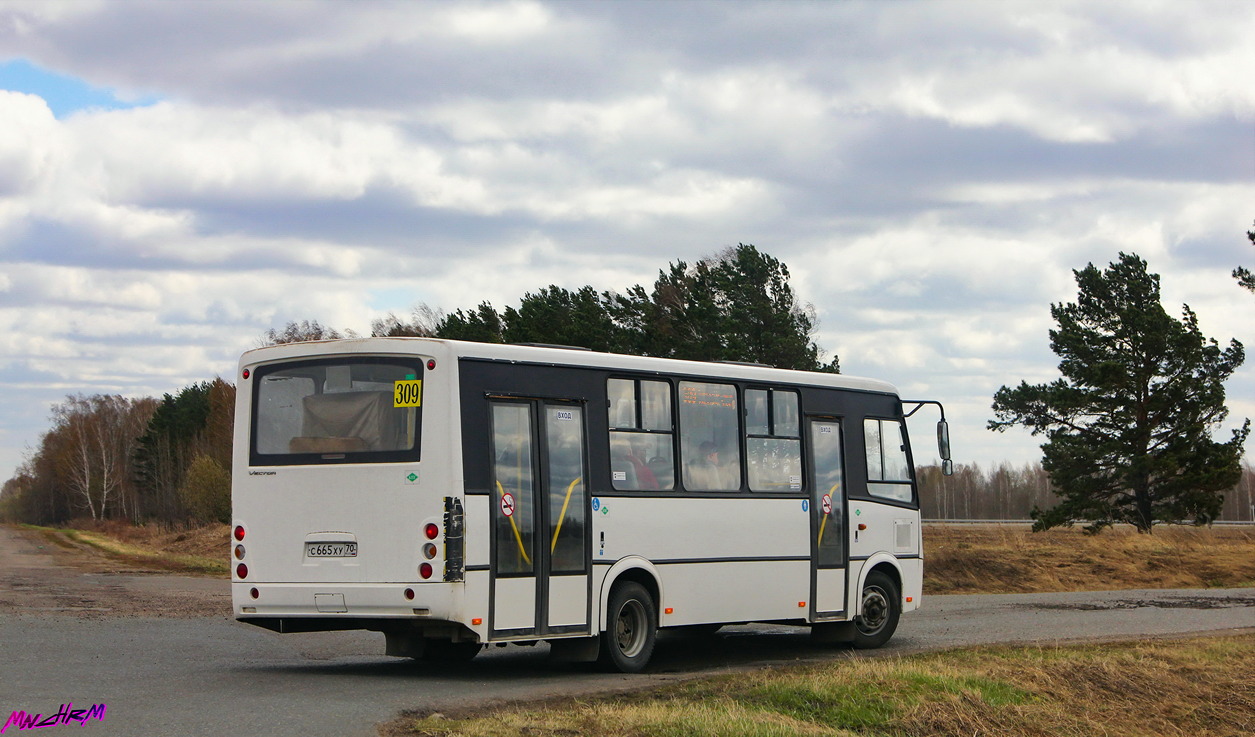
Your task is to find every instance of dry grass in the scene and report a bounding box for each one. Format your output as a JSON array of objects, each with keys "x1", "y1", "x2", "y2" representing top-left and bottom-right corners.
[
  {"x1": 923, "y1": 524, "x2": 1255, "y2": 594},
  {"x1": 392, "y1": 634, "x2": 1255, "y2": 737},
  {"x1": 33, "y1": 520, "x2": 1255, "y2": 595},
  {"x1": 29, "y1": 518, "x2": 230, "y2": 575}
]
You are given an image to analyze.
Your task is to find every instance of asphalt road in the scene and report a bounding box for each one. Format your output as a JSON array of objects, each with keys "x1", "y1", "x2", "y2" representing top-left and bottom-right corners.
[{"x1": 1, "y1": 526, "x2": 1252, "y2": 737}]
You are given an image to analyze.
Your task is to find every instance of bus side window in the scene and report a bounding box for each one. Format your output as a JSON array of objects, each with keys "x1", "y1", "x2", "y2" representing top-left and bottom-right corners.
[
  {"x1": 864, "y1": 418, "x2": 913, "y2": 502},
  {"x1": 745, "y1": 389, "x2": 802, "y2": 492},
  {"x1": 608, "y1": 378, "x2": 675, "y2": 491},
  {"x1": 679, "y1": 381, "x2": 741, "y2": 491}
]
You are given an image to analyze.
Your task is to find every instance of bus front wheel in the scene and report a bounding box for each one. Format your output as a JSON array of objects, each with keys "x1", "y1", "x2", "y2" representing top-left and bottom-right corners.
[
  {"x1": 851, "y1": 570, "x2": 900, "y2": 649},
  {"x1": 599, "y1": 581, "x2": 657, "y2": 673}
]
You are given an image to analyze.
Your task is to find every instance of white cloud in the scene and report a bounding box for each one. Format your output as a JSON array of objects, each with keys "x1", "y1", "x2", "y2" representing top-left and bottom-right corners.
[
  {"x1": 0, "y1": 90, "x2": 61, "y2": 194},
  {"x1": 2, "y1": 0, "x2": 1254, "y2": 479}
]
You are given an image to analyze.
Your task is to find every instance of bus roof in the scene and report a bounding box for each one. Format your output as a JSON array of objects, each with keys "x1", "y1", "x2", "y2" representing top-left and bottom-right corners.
[{"x1": 239, "y1": 337, "x2": 901, "y2": 396}]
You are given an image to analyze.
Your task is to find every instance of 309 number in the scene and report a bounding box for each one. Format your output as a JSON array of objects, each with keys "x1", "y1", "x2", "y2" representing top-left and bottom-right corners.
[{"x1": 394, "y1": 380, "x2": 423, "y2": 407}]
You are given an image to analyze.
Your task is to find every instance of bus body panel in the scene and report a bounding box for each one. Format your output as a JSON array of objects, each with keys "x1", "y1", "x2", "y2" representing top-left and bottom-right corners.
[
  {"x1": 232, "y1": 340, "x2": 466, "y2": 622},
  {"x1": 900, "y1": 557, "x2": 923, "y2": 613},
  {"x1": 847, "y1": 499, "x2": 922, "y2": 616},
  {"x1": 235, "y1": 464, "x2": 436, "y2": 584},
  {"x1": 590, "y1": 495, "x2": 815, "y2": 626},
  {"x1": 660, "y1": 560, "x2": 812, "y2": 625},
  {"x1": 591, "y1": 496, "x2": 808, "y2": 562},
  {"x1": 815, "y1": 567, "x2": 846, "y2": 613}
]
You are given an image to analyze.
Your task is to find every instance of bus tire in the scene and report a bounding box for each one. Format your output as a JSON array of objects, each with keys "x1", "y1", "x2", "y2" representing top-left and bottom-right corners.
[
  {"x1": 851, "y1": 570, "x2": 900, "y2": 649},
  {"x1": 599, "y1": 581, "x2": 657, "y2": 673}
]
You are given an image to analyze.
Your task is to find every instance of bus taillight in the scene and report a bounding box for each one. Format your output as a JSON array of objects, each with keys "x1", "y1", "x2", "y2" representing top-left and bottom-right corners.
[
  {"x1": 423, "y1": 543, "x2": 437, "y2": 559},
  {"x1": 419, "y1": 563, "x2": 433, "y2": 579},
  {"x1": 236, "y1": 563, "x2": 248, "y2": 579},
  {"x1": 424, "y1": 523, "x2": 439, "y2": 540},
  {"x1": 234, "y1": 525, "x2": 246, "y2": 541},
  {"x1": 234, "y1": 544, "x2": 246, "y2": 560}
]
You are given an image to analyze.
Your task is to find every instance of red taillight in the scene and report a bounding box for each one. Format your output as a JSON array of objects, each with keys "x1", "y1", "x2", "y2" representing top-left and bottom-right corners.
[
  {"x1": 236, "y1": 563, "x2": 248, "y2": 579},
  {"x1": 419, "y1": 563, "x2": 433, "y2": 579},
  {"x1": 427, "y1": 359, "x2": 436, "y2": 370},
  {"x1": 424, "y1": 523, "x2": 439, "y2": 540},
  {"x1": 242, "y1": 368, "x2": 250, "y2": 379},
  {"x1": 234, "y1": 525, "x2": 246, "y2": 541},
  {"x1": 404, "y1": 588, "x2": 415, "y2": 600},
  {"x1": 250, "y1": 587, "x2": 259, "y2": 599}
]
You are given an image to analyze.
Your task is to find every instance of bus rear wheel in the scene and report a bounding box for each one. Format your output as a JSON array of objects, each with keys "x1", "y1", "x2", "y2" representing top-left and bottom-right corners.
[
  {"x1": 599, "y1": 581, "x2": 657, "y2": 673},
  {"x1": 851, "y1": 570, "x2": 900, "y2": 649}
]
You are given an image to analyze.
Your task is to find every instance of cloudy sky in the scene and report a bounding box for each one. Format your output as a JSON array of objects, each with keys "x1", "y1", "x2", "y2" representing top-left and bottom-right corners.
[{"x1": 2, "y1": 0, "x2": 1253, "y2": 480}]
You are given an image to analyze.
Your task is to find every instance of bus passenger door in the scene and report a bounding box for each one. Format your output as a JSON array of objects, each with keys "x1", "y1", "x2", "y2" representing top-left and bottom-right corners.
[
  {"x1": 808, "y1": 418, "x2": 847, "y2": 619},
  {"x1": 489, "y1": 400, "x2": 590, "y2": 638}
]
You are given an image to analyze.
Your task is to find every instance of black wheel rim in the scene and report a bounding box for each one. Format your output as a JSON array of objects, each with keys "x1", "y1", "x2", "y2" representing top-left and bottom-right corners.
[
  {"x1": 615, "y1": 599, "x2": 647, "y2": 658},
  {"x1": 856, "y1": 584, "x2": 889, "y2": 636}
]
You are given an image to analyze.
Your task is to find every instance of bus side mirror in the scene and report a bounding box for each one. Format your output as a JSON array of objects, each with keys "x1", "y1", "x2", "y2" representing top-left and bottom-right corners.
[{"x1": 937, "y1": 420, "x2": 953, "y2": 476}]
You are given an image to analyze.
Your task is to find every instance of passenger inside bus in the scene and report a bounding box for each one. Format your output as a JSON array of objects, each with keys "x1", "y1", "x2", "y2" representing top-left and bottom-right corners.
[
  {"x1": 685, "y1": 440, "x2": 726, "y2": 490},
  {"x1": 611, "y1": 438, "x2": 658, "y2": 490}
]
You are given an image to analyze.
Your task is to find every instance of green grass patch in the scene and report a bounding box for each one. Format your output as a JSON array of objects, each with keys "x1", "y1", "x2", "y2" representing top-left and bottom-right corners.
[{"x1": 746, "y1": 680, "x2": 899, "y2": 729}]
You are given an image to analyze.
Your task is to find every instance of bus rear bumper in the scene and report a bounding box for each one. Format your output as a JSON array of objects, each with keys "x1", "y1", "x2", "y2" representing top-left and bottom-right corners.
[{"x1": 231, "y1": 582, "x2": 457, "y2": 621}]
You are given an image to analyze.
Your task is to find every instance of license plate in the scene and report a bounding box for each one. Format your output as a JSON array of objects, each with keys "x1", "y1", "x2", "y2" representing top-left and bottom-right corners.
[{"x1": 305, "y1": 542, "x2": 358, "y2": 558}]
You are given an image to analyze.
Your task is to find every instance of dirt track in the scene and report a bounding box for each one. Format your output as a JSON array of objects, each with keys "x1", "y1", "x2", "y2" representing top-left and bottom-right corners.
[{"x1": 0, "y1": 524, "x2": 230, "y2": 618}]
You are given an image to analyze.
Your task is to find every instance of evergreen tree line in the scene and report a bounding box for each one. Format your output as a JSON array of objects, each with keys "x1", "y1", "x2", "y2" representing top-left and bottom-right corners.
[{"x1": 366, "y1": 244, "x2": 841, "y2": 372}]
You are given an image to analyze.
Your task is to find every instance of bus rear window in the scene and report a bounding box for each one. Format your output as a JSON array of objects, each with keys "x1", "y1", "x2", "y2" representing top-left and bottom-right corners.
[{"x1": 250, "y1": 358, "x2": 423, "y2": 465}]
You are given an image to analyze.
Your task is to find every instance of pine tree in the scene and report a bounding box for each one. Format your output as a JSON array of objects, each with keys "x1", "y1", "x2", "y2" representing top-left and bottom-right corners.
[
  {"x1": 989, "y1": 253, "x2": 1249, "y2": 533},
  {"x1": 1234, "y1": 220, "x2": 1254, "y2": 293}
]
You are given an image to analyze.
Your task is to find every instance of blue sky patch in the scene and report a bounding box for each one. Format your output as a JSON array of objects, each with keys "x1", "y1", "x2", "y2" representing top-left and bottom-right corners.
[{"x1": 0, "y1": 58, "x2": 159, "y2": 118}]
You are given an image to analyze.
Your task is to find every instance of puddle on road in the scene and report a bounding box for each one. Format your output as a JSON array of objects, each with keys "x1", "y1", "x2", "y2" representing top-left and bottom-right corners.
[{"x1": 1020, "y1": 596, "x2": 1255, "y2": 612}]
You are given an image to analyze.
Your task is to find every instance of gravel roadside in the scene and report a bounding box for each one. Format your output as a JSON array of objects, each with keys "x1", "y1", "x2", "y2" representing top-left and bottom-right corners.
[{"x1": 0, "y1": 524, "x2": 229, "y2": 618}]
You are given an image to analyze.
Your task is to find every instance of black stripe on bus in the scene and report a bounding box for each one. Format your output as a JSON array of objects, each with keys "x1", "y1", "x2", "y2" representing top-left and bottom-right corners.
[{"x1": 593, "y1": 555, "x2": 811, "y2": 566}]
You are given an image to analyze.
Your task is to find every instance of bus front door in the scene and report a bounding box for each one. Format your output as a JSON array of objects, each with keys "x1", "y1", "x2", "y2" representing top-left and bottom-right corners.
[
  {"x1": 488, "y1": 400, "x2": 591, "y2": 638},
  {"x1": 809, "y1": 418, "x2": 847, "y2": 618}
]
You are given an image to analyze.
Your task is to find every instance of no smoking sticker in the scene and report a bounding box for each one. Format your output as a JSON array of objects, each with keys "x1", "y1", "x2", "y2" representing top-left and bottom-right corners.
[
  {"x1": 500, "y1": 492, "x2": 516, "y2": 517},
  {"x1": 821, "y1": 494, "x2": 833, "y2": 515}
]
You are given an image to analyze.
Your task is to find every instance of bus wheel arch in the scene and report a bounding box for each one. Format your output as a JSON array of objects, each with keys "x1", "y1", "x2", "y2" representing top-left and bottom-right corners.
[
  {"x1": 596, "y1": 560, "x2": 661, "y2": 673},
  {"x1": 852, "y1": 562, "x2": 902, "y2": 649},
  {"x1": 596, "y1": 558, "x2": 661, "y2": 632}
]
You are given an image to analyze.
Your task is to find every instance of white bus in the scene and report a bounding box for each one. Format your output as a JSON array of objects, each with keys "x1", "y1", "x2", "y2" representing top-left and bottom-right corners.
[{"x1": 231, "y1": 338, "x2": 952, "y2": 672}]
